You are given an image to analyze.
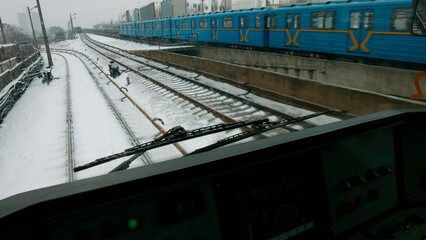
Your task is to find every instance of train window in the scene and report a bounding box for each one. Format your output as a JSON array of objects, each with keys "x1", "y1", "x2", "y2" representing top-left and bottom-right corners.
[
  {"x1": 311, "y1": 11, "x2": 335, "y2": 29},
  {"x1": 391, "y1": 8, "x2": 411, "y2": 31},
  {"x1": 192, "y1": 20, "x2": 197, "y2": 28},
  {"x1": 183, "y1": 20, "x2": 189, "y2": 29},
  {"x1": 223, "y1": 17, "x2": 234, "y2": 29},
  {"x1": 157, "y1": 22, "x2": 161, "y2": 29},
  {"x1": 200, "y1": 19, "x2": 208, "y2": 29},
  {"x1": 294, "y1": 14, "x2": 300, "y2": 29},
  {"x1": 255, "y1": 15, "x2": 261, "y2": 29},
  {"x1": 212, "y1": 18, "x2": 218, "y2": 28},
  {"x1": 350, "y1": 11, "x2": 361, "y2": 29},
  {"x1": 364, "y1": 11, "x2": 374, "y2": 30},
  {"x1": 287, "y1": 14, "x2": 292, "y2": 29},
  {"x1": 271, "y1": 14, "x2": 277, "y2": 29},
  {"x1": 265, "y1": 16, "x2": 270, "y2": 29},
  {"x1": 239, "y1": 17, "x2": 249, "y2": 28}
]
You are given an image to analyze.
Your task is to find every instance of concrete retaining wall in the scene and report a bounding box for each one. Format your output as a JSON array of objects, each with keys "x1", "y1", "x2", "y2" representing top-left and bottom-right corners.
[
  {"x1": 135, "y1": 50, "x2": 425, "y2": 116},
  {"x1": 0, "y1": 52, "x2": 41, "y2": 92},
  {"x1": 171, "y1": 47, "x2": 425, "y2": 100},
  {"x1": 0, "y1": 58, "x2": 18, "y2": 74}
]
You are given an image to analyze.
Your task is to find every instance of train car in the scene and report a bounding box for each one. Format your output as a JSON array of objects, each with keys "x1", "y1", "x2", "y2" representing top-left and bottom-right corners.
[
  {"x1": 193, "y1": 12, "x2": 215, "y2": 42},
  {"x1": 121, "y1": 22, "x2": 131, "y2": 36},
  {"x1": 135, "y1": 21, "x2": 145, "y2": 38},
  {"x1": 118, "y1": 24, "x2": 124, "y2": 36},
  {"x1": 215, "y1": 8, "x2": 270, "y2": 47},
  {"x1": 144, "y1": 19, "x2": 156, "y2": 38},
  {"x1": 172, "y1": 15, "x2": 196, "y2": 40},
  {"x1": 269, "y1": 0, "x2": 426, "y2": 64},
  {"x1": 156, "y1": 18, "x2": 172, "y2": 38},
  {"x1": 74, "y1": 27, "x2": 83, "y2": 33},
  {"x1": 117, "y1": 0, "x2": 425, "y2": 64}
]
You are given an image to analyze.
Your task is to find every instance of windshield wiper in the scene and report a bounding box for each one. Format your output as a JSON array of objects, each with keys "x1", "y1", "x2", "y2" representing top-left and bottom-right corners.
[
  {"x1": 74, "y1": 111, "x2": 330, "y2": 173},
  {"x1": 74, "y1": 118, "x2": 269, "y2": 172},
  {"x1": 189, "y1": 111, "x2": 331, "y2": 155}
]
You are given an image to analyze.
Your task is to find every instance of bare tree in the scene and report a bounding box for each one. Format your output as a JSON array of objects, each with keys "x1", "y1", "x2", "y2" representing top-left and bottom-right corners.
[
  {"x1": 47, "y1": 26, "x2": 66, "y2": 42},
  {"x1": 1, "y1": 23, "x2": 30, "y2": 43}
]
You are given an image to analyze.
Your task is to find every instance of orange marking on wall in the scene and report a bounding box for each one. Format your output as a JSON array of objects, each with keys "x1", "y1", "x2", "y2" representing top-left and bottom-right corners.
[
  {"x1": 293, "y1": 30, "x2": 301, "y2": 46},
  {"x1": 285, "y1": 29, "x2": 292, "y2": 46},
  {"x1": 348, "y1": 30, "x2": 359, "y2": 51},
  {"x1": 411, "y1": 72, "x2": 426, "y2": 99},
  {"x1": 360, "y1": 31, "x2": 373, "y2": 53},
  {"x1": 373, "y1": 31, "x2": 411, "y2": 35},
  {"x1": 239, "y1": 29, "x2": 249, "y2": 42},
  {"x1": 359, "y1": 31, "x2": 410, "y2": 53},
  {"x1": 212, "y1": 29, "x2": 218, "y2": 40}
]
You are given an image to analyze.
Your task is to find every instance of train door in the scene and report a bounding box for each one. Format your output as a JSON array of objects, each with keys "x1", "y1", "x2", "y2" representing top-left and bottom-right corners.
[
  {"x1": 347, "y1": 10, "x2": 374, "y2": 53},
  {"x1": 212, "y1": 18, "x2": 219, "y2": 41},
  {"x1": 286, "y1": 13, "x2": 301, "y2": 47},
  {"x1": 192, "y1": 19, "x2": 197, "y2": 40},
  {"x1": 162, "y1": 21, "x2": 166, "y2": 37},
  {"x1": 239, "y1": 16, "x2": 249, "y2": 43}
]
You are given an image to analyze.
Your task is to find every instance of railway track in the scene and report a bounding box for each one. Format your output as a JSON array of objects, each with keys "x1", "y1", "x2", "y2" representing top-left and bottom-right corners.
[
  {"x1": 53, "y1": 53, "x2": 75, "y2": 182},
  {"x1": 53, "y1": 50, "x2": 165, "y2": 176},
  {"x1": 53, "y1": 49, "x2": 197, "y2": 169},
  {"x1": 81, "y1": 33, "x2": 319, "y2": 133}
]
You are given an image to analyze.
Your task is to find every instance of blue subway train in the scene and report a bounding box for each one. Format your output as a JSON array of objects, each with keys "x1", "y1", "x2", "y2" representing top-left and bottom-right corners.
[{"x1": 118, "y1": 0, "x2": 426, "y2": 64}]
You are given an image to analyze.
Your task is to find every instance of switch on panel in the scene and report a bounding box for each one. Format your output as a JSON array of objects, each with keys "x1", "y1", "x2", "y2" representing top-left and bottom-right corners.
[{"x1": 321, "y1": 127, "x2": 397, "y2": 236}]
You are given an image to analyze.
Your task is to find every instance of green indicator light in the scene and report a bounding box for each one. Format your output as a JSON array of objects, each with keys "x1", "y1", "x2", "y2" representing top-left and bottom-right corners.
[{"x1": 127, "y1": 218, "x2": 139, "y2": 230}]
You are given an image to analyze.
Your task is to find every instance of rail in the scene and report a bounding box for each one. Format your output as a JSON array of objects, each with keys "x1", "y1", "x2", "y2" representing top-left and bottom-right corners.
[
  {"x1": 52, "y1": 53, "x2": 75, "y2": 182},
  {"x1": 81, "y1": 34, "x2": 316, "y2": 130},
  {"x1": 52, "y1": 48, "x2": 189, "y2": 159}
]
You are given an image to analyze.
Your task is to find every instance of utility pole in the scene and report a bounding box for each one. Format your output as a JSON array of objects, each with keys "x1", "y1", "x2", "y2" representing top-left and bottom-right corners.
[
  {"x1": 69, "y1": 13, "x2": 74, "y2": 35},
  {"x1": 27, "y1": 7, "x2": 38, "y2": 47},
  {"x1": 0, "y1": 17, "x2": 7, "y2": 44},
  {"x1": 36, "y1": 0, "x2": 53, "y2": 66}
]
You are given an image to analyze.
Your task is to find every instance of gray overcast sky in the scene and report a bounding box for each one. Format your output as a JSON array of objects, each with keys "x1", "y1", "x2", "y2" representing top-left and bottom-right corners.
[{"x1": 0, "y1": 0, "x2": 159, "y2": 29}]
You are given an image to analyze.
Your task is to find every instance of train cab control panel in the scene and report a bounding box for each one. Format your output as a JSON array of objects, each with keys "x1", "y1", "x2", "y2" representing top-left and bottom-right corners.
[{"x1": 0, "y1": 110, "x2": 425, "y2": 239}]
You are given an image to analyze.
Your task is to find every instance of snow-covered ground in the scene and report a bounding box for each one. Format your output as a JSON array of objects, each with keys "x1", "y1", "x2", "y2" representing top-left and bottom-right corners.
[
  {"x1": 86, "y1": 33, "x2": 188, "y2": 51},
  {"x1": 0, "y1": 34, "x2": 340, "y2": 200},
  {"x1": 0, "y1": 54, "x2": 68, "y2": 200}
]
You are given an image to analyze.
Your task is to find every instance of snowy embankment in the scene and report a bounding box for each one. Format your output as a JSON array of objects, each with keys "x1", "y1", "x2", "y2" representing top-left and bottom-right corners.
[
  {"x1": 87, "y1": 33, "x2": 186, "y2": 51},
  {"x1": 0, "y1": 54, "x2": 68, "y2": 200}
]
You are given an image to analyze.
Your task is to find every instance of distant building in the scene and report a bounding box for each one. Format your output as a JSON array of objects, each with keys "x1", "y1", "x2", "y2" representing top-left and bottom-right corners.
[
  {"x1": 161, "y1": 0, "x2": 188, "y2": 17},
  {"x1": 161, "y1": 0, "x2": 174, "y2": 17},
  {"x1": 17, "y1": 13, "x2": 30, "y2": 34},
  {"x1": 173, "y1": 0, "x2": 188, "y2": 16},
  {"x1": 232, "y1": 0, "x2": 265, "y2": 9},
  {"x1": 220, "y1": 0, "x2": 232, "y2": 11},
  {"x1": 31, "y1": 12, "x2": 41, "y2": 35},
  {"x1": 126, "y1": 10, "x2": 131, "y2": 22},
  {"x1": 211, "y1": 0, "x2": 219, "y2": 11},
  {"x1": 133, "y1": 8, "x2": 141, "y2": 21},
  {"x1": 140, "y1": 2, "x2": 157, "y2": 20},
  {"x1": 187, "y1": 0, "x2": 212, "y2": 14},
  {"x1": 17, "y1": 12, "x2": 41, "y2": 36}
]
